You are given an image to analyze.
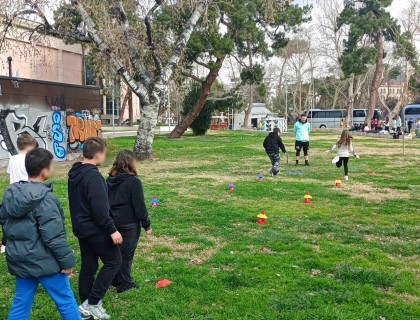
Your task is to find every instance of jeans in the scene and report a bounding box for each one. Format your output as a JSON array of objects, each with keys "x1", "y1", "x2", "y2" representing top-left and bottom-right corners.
[
  {"x1": 8, "y1": 273, "x2": 81, "y2": 320},
  {"x1": 113, "y1": 226, "x2": 141, "y2": 291},
  {"x1": 267, "y1": 153, "x2": 281, "y2": 176},
  {"x1": 336, "y1": 157, "x2": 349, "y2": 176},
  {"x1": 78, "y1": 236, "x2": 121, "y2": 305}
]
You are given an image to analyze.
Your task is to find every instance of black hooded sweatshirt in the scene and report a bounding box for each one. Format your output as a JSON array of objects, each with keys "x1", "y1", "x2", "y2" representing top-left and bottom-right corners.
[
  {"x1": 106, "y1": 174, "x2": 151, "y2": 231},
  {"x1": 68, "y1": 162, "x2": 117, "y2": 239},
  {"x1": 263, "y1": 132, "x2": 287, "y2": 154}
]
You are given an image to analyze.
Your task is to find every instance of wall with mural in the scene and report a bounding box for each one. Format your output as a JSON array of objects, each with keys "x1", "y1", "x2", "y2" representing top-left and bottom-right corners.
[{"x1": 0, "y1": 76, "x2": 101, "y2": 161}]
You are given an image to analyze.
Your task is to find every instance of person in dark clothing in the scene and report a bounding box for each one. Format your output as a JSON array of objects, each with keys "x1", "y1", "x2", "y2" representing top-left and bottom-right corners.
[
  {"x1": 0, "y1": 148, "x2": 80, "y2": 320},
  {"x1": 107, "y1": 150, "x2": 152, "y2": 294},
  {"x1": 263, "y1": 128, "x2": 287, "y2": 176},
  {"x1": 68, "y1": 138, "x2": 122, "y2": 320}
]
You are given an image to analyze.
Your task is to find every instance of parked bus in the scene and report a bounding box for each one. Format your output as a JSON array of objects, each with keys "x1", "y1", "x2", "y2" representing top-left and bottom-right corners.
[
  {"x1": 401, "y1": 104, "x2": 420, "y2": 125},
  {"x1": 306, "y1": 109, "x2": 346, "y2": 128},
  {"x1": 352, "y1": 109, "x2": 382, "y2": 125}
]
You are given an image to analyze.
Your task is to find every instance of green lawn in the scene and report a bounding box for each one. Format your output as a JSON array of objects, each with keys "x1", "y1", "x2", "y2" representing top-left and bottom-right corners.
[{"x1": 1, "y1": 131, "x2": 420, "y2": 320}]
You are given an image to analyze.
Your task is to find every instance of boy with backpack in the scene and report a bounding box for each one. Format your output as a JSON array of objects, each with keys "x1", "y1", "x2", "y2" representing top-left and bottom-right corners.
[
  {"x1": 68, "y1": 137, "x2": 122, "y2": 320},
  {"x1": 0, "y1": 148, "x2": 80, "y2": 320},
  {"x1": 263, "y1": 128, "x2": 287, "y2": 176}
]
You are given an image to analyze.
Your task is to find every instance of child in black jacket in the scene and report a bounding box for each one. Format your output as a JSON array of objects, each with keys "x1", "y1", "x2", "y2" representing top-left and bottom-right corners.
[
  {"x1": 68, "y1": 138, "x2": 122, "y2": 320},
  {"x1": 107, "y1": 150, "x2": 152, "y2": 294},
  {"x1": 263, "y1": 128, "x2": 287, "y2": 176}
]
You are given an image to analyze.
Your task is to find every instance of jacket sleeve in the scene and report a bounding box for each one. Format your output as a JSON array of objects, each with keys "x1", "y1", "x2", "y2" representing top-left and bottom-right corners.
[
  {"x1": 263, "y1": 137, "x2": 268, "y2": 149},
  {"x1": 87, "y1": 172, "x2": 117, "y2": 235},
  {"x1": 130, "y1": 178, "x2": 151, "y2": 231},
  {"x1": 34, "y1": 194, "x2": 76, "y2": 270},
  {"x1": 278, "y1": 137, "x2": 286, "y2": 153}
]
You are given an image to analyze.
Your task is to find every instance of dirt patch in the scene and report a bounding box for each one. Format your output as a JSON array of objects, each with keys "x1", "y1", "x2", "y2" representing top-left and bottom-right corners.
[
  {"x1": 141, "y1": 235, "x2": 224, "y2": 266},
  {"x1": 342, "y1": 182, "x2": 411, "y2": 202}
]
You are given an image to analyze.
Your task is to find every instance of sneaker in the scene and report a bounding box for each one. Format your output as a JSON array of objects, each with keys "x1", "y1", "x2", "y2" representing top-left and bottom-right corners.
[
  {"x1": 79, "y1": 300, "x2": 110, "y2": 320},
  {"x1": 1, "y1": 245, "x2": 5, "y2": 254},
  {"x1": 269, "y1": 170, "x2": 274, "y2": 177},
  {"x1": 117, "y1": 283, "x2": 139, "y2": 294},
  {"x1": 305, "y1": 162, "x2": 310, "y2": 167},
  {"x1": 331, "y1": 156, "x2": 340, "y2": 164},
  {"x1": 344, "y1": 176, "x2": 349, "y2": 181}
]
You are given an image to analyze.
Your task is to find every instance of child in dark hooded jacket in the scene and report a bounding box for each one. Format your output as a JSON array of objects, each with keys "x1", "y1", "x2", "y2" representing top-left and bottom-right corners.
[
  {"x1": 106, "y1": 150, "x2": 152, "y2": 294},
  {"x1": 263, "y1": 128, "x2": 287, "y2": 176},
  {"x1": 0, "y1": 148, "x2": 80, "y2": 320}
]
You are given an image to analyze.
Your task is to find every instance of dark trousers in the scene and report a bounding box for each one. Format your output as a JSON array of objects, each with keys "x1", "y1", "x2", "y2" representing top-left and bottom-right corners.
[
  {"x1": 336, "y1": 157, "x2": 349, "y2": 176},
  {"x1": 113, "y1": 227, "x2": 141, "y2": 290},
  {"x1": 78, "y1": 236, "x2": 122, "y2": 305},
  {"x1": 267, "y1": 153, "x2": 281, "y2": 175}
]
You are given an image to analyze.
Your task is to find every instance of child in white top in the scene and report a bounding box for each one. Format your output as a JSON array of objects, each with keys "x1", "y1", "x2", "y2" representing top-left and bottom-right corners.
[
  {"x1": 7, "y1": 134, "x2": 38, "y2": 183},
  {"x1": 326, "y1": 130, "x2": 359, "y2": 181},
  {"x1": 2, "y1": 134, "x2": 37, "y2": 253}
]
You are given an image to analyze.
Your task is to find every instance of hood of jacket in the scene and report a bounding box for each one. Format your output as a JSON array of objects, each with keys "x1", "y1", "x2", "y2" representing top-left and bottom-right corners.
[
  {"x1": 268, "y1": 132, "x2": 279, "y2": 139},
  {"x1": 0, "y1": 182, "x2": 50, "y2": 219},
  {"x1": 106, "y1": 173, "x2": 132, "y2": 189},
  {"x1": 68, "y1": 162, "x2": 98, "y2": 185}
]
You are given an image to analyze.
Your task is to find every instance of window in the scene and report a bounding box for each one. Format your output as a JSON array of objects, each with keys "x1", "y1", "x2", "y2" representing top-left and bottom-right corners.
[
  {"x1": 104, "y1": 82, "x2": 121, "y2": 116},
  {"x1": 353, "y1": 110, "x2": 366, "y2": 118},
  {"x1": 329, "y1": 111, "x2": 342, "y2": 118},
  {"x1": 405, "y1": 107, "x2": 420, "y2": 115}
]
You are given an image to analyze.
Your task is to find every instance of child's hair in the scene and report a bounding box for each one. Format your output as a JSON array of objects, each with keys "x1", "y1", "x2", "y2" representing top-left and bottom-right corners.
[
  {"x1": 83, "y1": 137, "x2": 107, "y2": 159},
  {"x1": 273, "y1": 128, "x2": 280, "y2": 134},
  {"x1": 25, "y1": 148, "x2": 53, "y2": 178},
  {"x1": 17, "y1": 134, "x2": 38, "y2": 151},
  {"x1": 109, "y1": 150, "x2": 137, "y2": 177},
  {"x1": 337, "y1": 130, "x2": 353, "y2": 148}
]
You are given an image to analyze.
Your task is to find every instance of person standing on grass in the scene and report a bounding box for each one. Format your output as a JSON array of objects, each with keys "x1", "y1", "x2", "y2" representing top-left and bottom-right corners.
[
  {"x1": 2, "y1": 134, "x2": 38, "y2": 254},
  {"x1": 68, "y1": 138, "x2": 122, "y2": 320},
  {"x1": 294, "y1": 113, "x2": 311, "y2": 166},
  {"x1": 263, "y1": 128, "x2": 287, "y2": 176},
  {"x1": 0, "y1": 148, "x2": 80, "y2": 320},
  {"x1": 326, "y1": 130, "x2": 359, "y2": 181},
  {"x1": 107, "y1": 150, "x2": 152, "y2": 293},
  {"x1": 396, "y1": 115, "x2": 402, "y2": 133}
]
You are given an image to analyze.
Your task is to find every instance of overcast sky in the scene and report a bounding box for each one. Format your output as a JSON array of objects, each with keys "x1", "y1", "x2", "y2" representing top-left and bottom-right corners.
[{"x1": 294, "y1": 0, "x2": 412, "y2": 20}]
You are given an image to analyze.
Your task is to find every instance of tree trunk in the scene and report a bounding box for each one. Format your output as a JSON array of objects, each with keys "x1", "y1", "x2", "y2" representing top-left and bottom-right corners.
[
  {"x1": 128, "y1": 91, "x2": 133, "y2": 126},
  {"x1": 366, "y1": 31, "x2": 384, "y2": 123},
  {"x1": 346, "y1": 75, "x2": 355, "y2": 127},
  {"x1": 169, "y1": 56, "x2": 226, "y2": 138},
  {"x1": 244, "y1": 40, "x2": 254, "y2": 129},
  {"x1": 118, "y1": 90, "x2": 130, "y2": 126},
  {"x1": 134, "y1": 102, "x2": 159, "y2": 160}
]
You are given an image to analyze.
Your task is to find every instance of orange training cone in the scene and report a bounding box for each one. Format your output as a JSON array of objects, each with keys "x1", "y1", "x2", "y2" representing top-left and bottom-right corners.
[
  {"x1": 257, "y1": 211, "x2": 268, "y2": 225},
  {"x1": 304, "y1": 192, "x2": 312, "y2": 205}
]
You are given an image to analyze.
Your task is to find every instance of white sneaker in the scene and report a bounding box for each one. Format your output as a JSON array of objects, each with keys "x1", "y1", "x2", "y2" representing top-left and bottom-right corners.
[
  {"x1": 344, "y1": 176, "x2": 349, "y2": 181},
  {"x1": 1, "y1": 245, "x2": 5, "y2": 254},
  {"x1": 79, "y1": 300, "x2": 110, "y2": 320},
  {"x1": 332, "y1": 156, "x2": 340, "y2": 164}
]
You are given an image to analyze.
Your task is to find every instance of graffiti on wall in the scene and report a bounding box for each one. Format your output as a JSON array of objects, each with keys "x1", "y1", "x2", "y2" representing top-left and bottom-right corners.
[
  {"x1": 0, "y1": 109, "x2": 48, "y2": 156},
  {"x1": 51, "y1": 111, "x2": 67, "y2": 160},
  {"x1": 67, "y1": 109, "x2": 102, "y2": 152}
]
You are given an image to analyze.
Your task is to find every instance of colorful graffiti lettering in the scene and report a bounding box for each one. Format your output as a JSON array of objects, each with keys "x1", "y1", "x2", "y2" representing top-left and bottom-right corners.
[
  {"x1": 0, "y1": 110, "x2": 48, "y2": 155},
  {"x1": 67, "y1": 114, "x2": 102, "y2": 150},
  {"x1": 51, "y1": 111, "x2": 67, "y2": 160}
]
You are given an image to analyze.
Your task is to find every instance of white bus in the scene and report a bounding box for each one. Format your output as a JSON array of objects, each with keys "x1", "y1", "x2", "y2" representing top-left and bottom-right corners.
[
  {"x1": 352, "y1": 109, "x2": 382, "y2": 124},
  {"x1": 401, "y1": 105, "x2": 420, "y2": 123},
  {"x1": 306, "y1": 109, "x2": 346, "y2": 129}
]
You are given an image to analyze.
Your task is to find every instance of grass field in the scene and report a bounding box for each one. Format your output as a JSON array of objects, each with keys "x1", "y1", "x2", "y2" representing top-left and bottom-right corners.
[{"x1": 1, "y1": 131, "x2": 420, "y2": 320}]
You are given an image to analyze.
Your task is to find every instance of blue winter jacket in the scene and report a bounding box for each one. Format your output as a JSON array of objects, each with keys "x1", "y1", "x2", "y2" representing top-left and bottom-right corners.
[{"x1": 0, "y1": 182, "x2": 76, "y2": 278}]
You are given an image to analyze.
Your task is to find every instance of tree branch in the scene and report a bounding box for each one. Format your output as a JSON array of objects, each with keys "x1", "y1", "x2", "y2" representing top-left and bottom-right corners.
[
  {"x1": 115, "y1": 0, "x2": 153, "y2": 87},
  {"x1": 194, "y1": 59, "x2": 212, "y2": 69},
  {"x1": 71, "y1": 0, "x2": 150, "y2": 105},
  {"x1": 182, "y1": 72, "x2": 205, "y2": 84},
  {"x1": 145, "y1": 0, "x2": 163, "y2": 74},
  {"x1": 160, "y1": 2, "x2": 206, "y2": 83}
]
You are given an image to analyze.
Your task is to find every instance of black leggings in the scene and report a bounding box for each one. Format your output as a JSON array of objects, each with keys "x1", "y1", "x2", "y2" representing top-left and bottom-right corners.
[
  {"x1": 295, "y1": 141, "x2": 309, "y2": 156},
  {"x1": 336, "y1": 157, "x2": 349, "y2": 176}
]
